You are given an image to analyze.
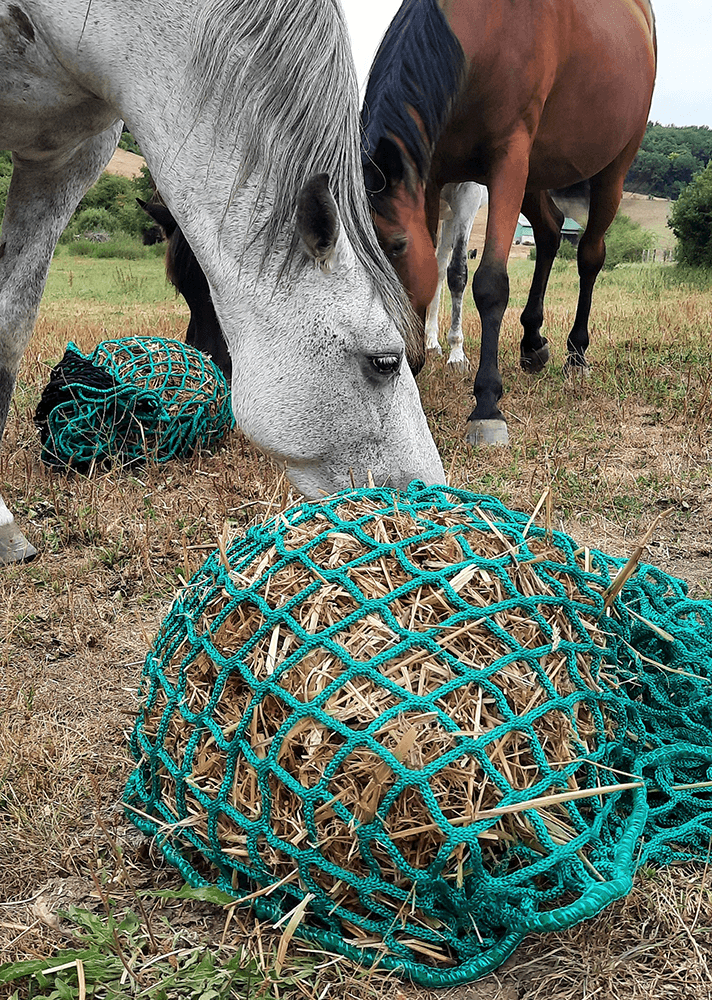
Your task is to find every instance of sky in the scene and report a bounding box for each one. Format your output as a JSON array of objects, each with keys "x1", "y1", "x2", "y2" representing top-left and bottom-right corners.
[{"x1": 342, "y1": 0, "x2": 712, "y2": 129}]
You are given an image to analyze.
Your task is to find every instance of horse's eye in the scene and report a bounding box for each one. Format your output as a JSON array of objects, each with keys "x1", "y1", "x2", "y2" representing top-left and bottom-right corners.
[
  {"x1": 385, "y1": 236, "x2": 408, "y2": 260},
  {"x1": 369, "y1": 353, "x2": 402, "y2": 377}
]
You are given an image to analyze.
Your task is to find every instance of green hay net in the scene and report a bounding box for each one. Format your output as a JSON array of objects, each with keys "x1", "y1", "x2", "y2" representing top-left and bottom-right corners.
[
  {"x1": 124, "y1": 483, "x2": 712, "y2": 986},
  {"x1": 34, "y1": 337, "x2": 234, "y2": 470}
]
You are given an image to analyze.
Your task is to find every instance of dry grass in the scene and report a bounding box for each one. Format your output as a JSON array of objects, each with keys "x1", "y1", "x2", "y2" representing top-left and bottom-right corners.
[{"x1": 1, "y1": 255, "x2": 712, "y2": 997}]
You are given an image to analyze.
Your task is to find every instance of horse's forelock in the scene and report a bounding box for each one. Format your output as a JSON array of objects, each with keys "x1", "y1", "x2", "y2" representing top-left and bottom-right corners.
[{"x1": 188, "y1": 0, "x2": 417, "y2": 349}]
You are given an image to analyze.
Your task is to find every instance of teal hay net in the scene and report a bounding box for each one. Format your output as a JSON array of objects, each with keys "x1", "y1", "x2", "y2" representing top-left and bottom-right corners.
[
  {"x1": 34, "y1": 337, "x2": 234, "y2": 471},
  {"x1": 124, "y1": 482, "x2": 712, "y2": 986}
]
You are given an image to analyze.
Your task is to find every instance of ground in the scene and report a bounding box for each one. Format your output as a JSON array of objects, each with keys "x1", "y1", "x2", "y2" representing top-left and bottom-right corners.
[
  {"x1": 1, "y1": 251, "x2": 711, "y2": 998},
  {"x1": 105, "y1": 149, "x2": 146, "y2": 179}
]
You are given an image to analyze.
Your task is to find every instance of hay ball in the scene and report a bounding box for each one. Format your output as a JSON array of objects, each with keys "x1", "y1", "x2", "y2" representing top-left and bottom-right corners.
[
  {"x1": 125, "y1": 483, "x2": 646, "y2": 984},
  {"x1": 34, "y1": 337, "x2": 233, "y2": 470}
]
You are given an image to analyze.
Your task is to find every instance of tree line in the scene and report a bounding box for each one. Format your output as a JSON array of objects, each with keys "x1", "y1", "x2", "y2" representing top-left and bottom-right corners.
[{"x1": 625, "y1": 123, "x2": 712, "y2": 200}]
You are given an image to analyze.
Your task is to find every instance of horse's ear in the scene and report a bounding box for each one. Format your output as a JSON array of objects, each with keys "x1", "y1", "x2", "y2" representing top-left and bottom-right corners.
[
  {"x1": 366, "y1": 136, "x2": 406, "y2": 192},
  {"x1": 296, "y1": 173, "x2": 342, "y2": 271},
  {"x1": 137, "y1": 198, "x2": 177, "y2": 237}
]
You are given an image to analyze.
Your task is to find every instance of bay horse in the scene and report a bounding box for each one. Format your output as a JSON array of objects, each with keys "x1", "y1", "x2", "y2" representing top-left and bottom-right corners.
[
  {"x1": 361, "y1": 0, "x2": 657, "y2": 446},
  {"x1": 0, "y1": 0, "x2": 444, "y2": 563},
  {"x1": 138, "y1": 198, "x2": 232, "y2": 382},
  {"x1": 424, "y1": 181, "x2": 486, "y2": 370}
]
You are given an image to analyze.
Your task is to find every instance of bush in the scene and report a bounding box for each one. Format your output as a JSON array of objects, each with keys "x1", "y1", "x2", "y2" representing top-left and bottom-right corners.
[
  {"x1": 603, "y1": 212, "x2": 655, "y2": 268},
  {"x1": 528, "y1": 240, "x2": 578, "y2": 262},
  {"x1": 77, "y1": 172, "x2": 133, "y2": 214},
  {"x1": 79, "y1": 166, "x2": 155, "y2": 240},
  {"x1": 668, "y1": 163, "x2": 712, "y2": 267},
  {"x1": 529, "y1": 242, "x2": 578, "y2": 262},
  {"x1": 60, "y1": 207, "x2": 117, "y2": 243},
  {"x1": 557, "y1": 239, "x2": 578, "y2": 260}
]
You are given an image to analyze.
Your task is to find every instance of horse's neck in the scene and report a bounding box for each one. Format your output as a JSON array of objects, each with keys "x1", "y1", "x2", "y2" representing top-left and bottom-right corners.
[
  {"x1": 114, "y1": 34, "x2": 280, "y2": 288},
  {"x1": 36, "y1": 1, "x2": 256, "y2": 265}
]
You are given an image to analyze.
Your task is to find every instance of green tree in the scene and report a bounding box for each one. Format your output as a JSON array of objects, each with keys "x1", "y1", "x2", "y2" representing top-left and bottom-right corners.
[
  {"x1": 626, "y1": 123, "x2": 712, "y2": 198},
  {"x1": 668, "y1": 163, "x2": 712, "y2": 267}
]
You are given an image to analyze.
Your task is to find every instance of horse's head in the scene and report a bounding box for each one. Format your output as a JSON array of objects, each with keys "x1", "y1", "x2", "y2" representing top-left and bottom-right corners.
[
  {"x1": 364, "y1": 137, "x2": 439, "y2": 329},
  {"x1": 209, "y1": 172, "x2": 443, "y2": 499}
]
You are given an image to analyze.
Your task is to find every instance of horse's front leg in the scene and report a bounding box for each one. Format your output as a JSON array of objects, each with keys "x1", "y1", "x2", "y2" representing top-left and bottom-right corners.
[
  {"x1": 0, "y1": 124, "x2": 121, "y2": 563},
  {"x1": 466, "y1": 260, "x2": 508, "y2": 444},
  {"x1": 465, "y1": 147, "x2": 529, "y2": 446}
]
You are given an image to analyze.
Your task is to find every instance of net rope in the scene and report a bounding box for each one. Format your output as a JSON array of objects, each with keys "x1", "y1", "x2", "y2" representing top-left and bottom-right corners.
[
  {"x1": 34, "y1": 337, "x2": 234, "y2": 470},
  {"x1": 125, "y1": 483, "x2": 712, "y2": 986}
]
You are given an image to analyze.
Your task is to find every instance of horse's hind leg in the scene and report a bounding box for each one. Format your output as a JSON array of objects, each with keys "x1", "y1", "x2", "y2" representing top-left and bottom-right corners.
[
  {"x1": 424, "y1": 216, "x2": 451, "y2": 354},
  {"x1": 519, "y1": 191, "x2": 563, "y2": 373},
  {"x1": 445, "y1": 183, "x2": 484, "y2": 371},
  {"x1": 565, "y1": 150, "x2": 632, "y2": 374},
  {"x1": 445, "y1": 217, "x2": 471, "y2": 371},
  {"x1": 0, "y1": 124, "x2": 122, "y2": 563}
]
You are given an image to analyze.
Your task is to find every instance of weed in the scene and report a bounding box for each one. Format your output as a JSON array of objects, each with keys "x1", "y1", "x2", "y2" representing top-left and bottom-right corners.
[{"x1": 113, "y1": 266, "x2": 147, "y2": 298}]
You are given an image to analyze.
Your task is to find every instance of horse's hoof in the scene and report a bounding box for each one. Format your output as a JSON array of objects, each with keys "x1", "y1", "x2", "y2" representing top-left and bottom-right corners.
[
  {"x1": 446, "y1": 354, "x2": 470, "y2": 374},
  {"x1": 520, "y1": 340, "x2": 550, "y2": 373},
  {"x1": 0, "y1": 521, "x2": 38, "y2": 564},
  {"x1": 425, "y1": 342, "x2": 443, "y2": 357},
  {"x1": 465, "y1": 418, "x2": 509, "y2": 447},
  {"x1": 563, "y1": 354, "x2": 591, "y2": 379}
]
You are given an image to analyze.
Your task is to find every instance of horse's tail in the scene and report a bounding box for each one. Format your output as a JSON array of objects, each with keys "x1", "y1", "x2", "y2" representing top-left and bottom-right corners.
[{"x1": 551, "y1": 180, "x2": 590, "y2": 227}]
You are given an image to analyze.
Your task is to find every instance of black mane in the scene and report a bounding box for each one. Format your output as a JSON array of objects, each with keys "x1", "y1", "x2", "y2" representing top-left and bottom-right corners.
[{"x1": 361, "y1": 0, "x2": 465, "y2": 199}]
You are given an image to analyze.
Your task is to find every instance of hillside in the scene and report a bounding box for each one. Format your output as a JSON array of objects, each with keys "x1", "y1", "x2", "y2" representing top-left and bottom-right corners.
[
  {"x1": 466, "y1": 190, "x2": 674, "y2": 258},
  {"x1": 619, "y1": 191, "x2": 674, "y2": 249},
  {"x1": 105, "y1": 148, "x2": 146, "y2": 179}
]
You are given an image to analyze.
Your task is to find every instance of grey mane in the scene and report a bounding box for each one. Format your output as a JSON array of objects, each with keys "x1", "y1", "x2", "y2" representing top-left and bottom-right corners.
[{"x1": 190, "y1": 0, "x2": 418, "y2": 353}]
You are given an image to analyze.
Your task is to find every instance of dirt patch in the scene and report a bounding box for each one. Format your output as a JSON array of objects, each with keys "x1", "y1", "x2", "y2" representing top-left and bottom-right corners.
[{"x1": 105, "y1": 148, "x2": 146, "y2": 179}]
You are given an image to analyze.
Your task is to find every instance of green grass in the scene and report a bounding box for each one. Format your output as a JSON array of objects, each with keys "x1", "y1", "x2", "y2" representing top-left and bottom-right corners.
[
  {"x1": 0, "y1": 901, "x2": 313, "y2": 999},
  {"x1": 47, "y1": 247, "x2": 173, "y2": 306}
]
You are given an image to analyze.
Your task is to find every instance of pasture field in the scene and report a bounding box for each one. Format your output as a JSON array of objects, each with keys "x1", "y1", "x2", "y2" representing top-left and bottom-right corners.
[
  {"x1": 468, "y1": 192, "x2": 676, "y2": 259},
  {"x1": 1, "y1": 250, "x2": 712, "y2": 998},
  {"x1": 618, "y1": 193, "x2": 675, "y2": 250}
]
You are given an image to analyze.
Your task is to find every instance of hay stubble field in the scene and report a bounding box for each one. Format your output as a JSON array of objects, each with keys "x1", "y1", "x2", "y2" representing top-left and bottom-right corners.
[{"x1": 1, "y1": 247, "x2": 712, "y2": 998}]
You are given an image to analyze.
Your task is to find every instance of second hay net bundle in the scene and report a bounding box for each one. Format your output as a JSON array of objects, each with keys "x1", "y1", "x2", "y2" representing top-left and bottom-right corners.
[
  {"x1": 125, "y1": 484, "x2": 712, "y2": 986},
  {"x1": 34, "y1": 337, "x2": 234, "y2": 470}
]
